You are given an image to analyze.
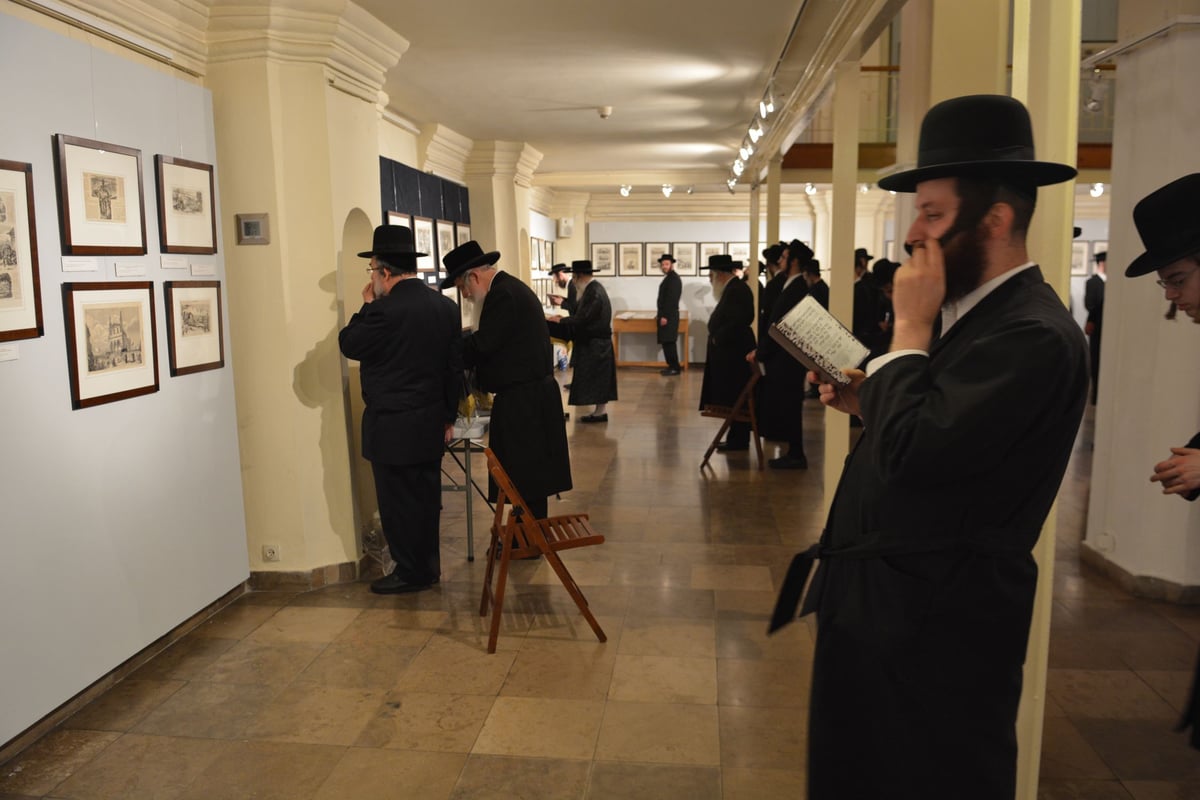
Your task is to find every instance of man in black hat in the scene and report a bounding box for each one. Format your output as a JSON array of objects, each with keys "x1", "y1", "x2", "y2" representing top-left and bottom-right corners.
[
  {"x1": 749, "y1": 239, "x2": 813, "y2": 469},
  {"x1": 852, "y1": 246, "x2": 882, "y2": 344},
  {"x1": 441, "y1": 241, "x2": 571, "y2": 520},
  {"x1": 547, "y1": 262, "x2": 577, "y2": 315},
  {"x1": 772, "y1": 95, "x2": 1088, "y2": 798},
  {"x1": 698, "y1": 254, "x2": 756, "y2": 452},
  {"x1": 801, "y1": 259, "x2": 829, "y2": 309},
  {"x1": 547, "y1": 261, "x2": 617, "y2": 422},
  {"x1": 338, "y1": 225, "x2": 463, "y2": 594},
  {"x1": 656, "y1": 253, "x2": 683, "y2": 375},
  {"x1": 758, "y1": 243, "x2": 788, "y2": 339},
  {"x1": 1084, "y1": 250, "x2": 1107, "y2": 404}
]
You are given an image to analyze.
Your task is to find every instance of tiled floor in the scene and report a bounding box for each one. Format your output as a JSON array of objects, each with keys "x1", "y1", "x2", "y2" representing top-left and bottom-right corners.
[{"x1": 3, "y1": 368, "x2": 1199, "y2": 798}]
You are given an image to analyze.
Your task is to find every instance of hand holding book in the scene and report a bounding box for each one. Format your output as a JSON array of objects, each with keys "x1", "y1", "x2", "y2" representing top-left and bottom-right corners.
[{"x1": 768, "y1": 296, "x2": 870, "y2": 386}]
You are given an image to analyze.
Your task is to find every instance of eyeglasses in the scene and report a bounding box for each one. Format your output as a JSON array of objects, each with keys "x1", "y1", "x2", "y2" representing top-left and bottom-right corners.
[
  {"x1": 1156, "y1": 267, "x2": 1198, "y2": 290},
  {"x1": 366, "y1": 266, "x2": 384, "y2": 274}
]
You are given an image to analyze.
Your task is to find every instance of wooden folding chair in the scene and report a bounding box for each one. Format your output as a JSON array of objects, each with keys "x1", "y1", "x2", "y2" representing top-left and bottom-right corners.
[
  {"x1": 700, "y1": 369, "x2": 764, "y2": 470},
  {"x1": 478, "y1": 447, "x2": 606, "y2": 654}
]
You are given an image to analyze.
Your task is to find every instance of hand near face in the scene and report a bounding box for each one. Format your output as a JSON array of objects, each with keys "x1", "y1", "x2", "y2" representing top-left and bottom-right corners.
[
  {"x1": 808, "y1": 369, "x2": 865, "y2": 419},
  {"x1": 361, "y1": 282, "x2": 376, "y2": 303},
  {"x1": 1150, "y1": 447, "x2": 1200, "y2": 498},
  {"x1": 891, "y1": 237, "x2": 946, "y2": 352}
]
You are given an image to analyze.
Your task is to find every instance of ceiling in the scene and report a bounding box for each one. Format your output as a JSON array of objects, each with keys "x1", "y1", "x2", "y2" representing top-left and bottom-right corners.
[{"x1": 355, "y1": 0, "x2": 898, "y2": 192}]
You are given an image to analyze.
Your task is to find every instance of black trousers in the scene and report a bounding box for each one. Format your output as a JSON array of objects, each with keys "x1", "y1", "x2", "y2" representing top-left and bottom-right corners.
[
  {"x1": 372, "y1": 459, "x2": 442, "y2": 584},
  {"x1": 661, "y1": 340, "x2": 680, "y2": 370}
]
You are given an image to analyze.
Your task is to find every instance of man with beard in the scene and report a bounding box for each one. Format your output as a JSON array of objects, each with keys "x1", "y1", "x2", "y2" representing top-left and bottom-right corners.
[
  {"x1": 655, "y1": 252, "x2": 683, "y2": 376},
  {"x1": 339, "y1": 225, "x2": 463, "y2": 594},
  {"x1": 547, "y1": 260, "x2": 617, "y2": 422},
  {"x1": 699, "y1": 254, "x2": 756, "y2": 452},
  {"x1": 547, "y1": 262, "x2": 577, "y2": 314},
  {"x1": 441, "y1": 241, "x2": 571, "y2": 520},
  {"x1": 771, "y1": 95, "x2": 1087, "y2": 799},
  {"x1": 749, "y1": 239, "x2": 812, "y2": 469}
]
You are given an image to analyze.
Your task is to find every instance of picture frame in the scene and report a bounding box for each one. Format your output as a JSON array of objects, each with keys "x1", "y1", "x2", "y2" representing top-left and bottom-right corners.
[
  {"x1": 646, "y1": 242, "x2": 669, "y2": 268},
  {"x1": 53, "y1": 134, "x2": 147, "y2": 255},
  {"x1": 542, "y1": 239, "x2": 553, "y2": 269},
  {"x1": 0, "y1": 159, "x2": 44, "y2": 342},
  {"x1": 699, "y1": 242, "x2": 725, "y2": 266},
  {"x1": 154, "y1": 155, "x2": 216, "y2": 254},
  {"x1": 455, "y1": 222, "x2": 471, "y2": 247},
  {"x1": 531, "y1": 236, "x2": 542, "y2": 271},
  {"x1": 727, "y1": 241, "x2": 751, "y2": 265},
  {"x1": 412, "y1": 216, "x2": 435, "y2": 273},
  {"x1": 673, "y1": 242, "x2": 698, "y2": 276},
  {"x1": 164, "y1": 280, "x2": 224, "y2": 376},
  {"x1": 1093, "y1": 241, "x2": 1108, "y2": 274},
  {"x1": 61, "y1": 281, "x2": 158, "y2": 409},
  {"x1": 591, "y1": 242, "x2": 616, "y2": 277},
  {"x1": 435, "y1": 219, "x2": 455, "y2": 269},
  {"x1": 1071, "y1": 242, "x2": 1089, "y2": 277},
  {"x1": 386, "y1": 210, "x2": 410, "y2": 228},
  {"x1": 235, "y1": 213, "x2": 269, "y2": 245},
  {"x1": 618, "y1": 242, "x2": 643, "y2": 276}
]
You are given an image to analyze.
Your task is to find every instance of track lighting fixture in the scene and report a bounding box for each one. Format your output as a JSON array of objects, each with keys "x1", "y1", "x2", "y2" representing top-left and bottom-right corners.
[
  {"x1": 1090, "y1": 182, "x2": 1105, "y2": 198},
  {"x1": 619, "y1": 184, "x2": 631, "y2": 197},
  {"x1": 661, "y1": 184, "x2": 673, "y2": 198},
  {"x1": 804, "y1": 183, "x2": 817, "y2": 196}
]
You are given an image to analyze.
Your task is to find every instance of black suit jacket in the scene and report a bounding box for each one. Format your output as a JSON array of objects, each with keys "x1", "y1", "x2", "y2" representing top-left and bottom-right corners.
[
  {"x1": 756, "y1": 275, "x2": 810, "y2": 441},
  {"x1": 656, "y1": 269, "x2": 682, "y2": 343},
  {"x1": 808, "y1": 279, "x2": 829, "y2": 310},
  {"x1": 338, "y1": 279, "x2": 463, "y2": 466},
  {"x1": 759, "y1": 271, "x2": 788, "y2": 340},
  {"x1": 1084, "y1": 274, "x2": 1105, "y2": 329},
  {"x1": 699, "y1": 276, "x2": 756, "y2": 409}
]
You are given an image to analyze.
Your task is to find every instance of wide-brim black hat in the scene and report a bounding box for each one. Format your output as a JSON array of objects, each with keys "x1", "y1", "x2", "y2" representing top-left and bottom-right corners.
[
  {"x1": 357, "y1": 224, "x2": 426, "y2": 259},
  {"x1": 1126, "y1": 173, "x2": 1200, "y2": 277},
  {"x1": 439, "y1": 240, "x2": 500, "y2": 289},
  {"x1": 549, "y1": 262, "x2": 570, "y2": 274},
  {"x1": 877, "y1": 95, "x2": 1077, "y2": 193},
  {"x1": 657, "y1": 253, "x2": 676, "y2": 263},
  {"x1": 700, "y1": 254, "x2": 735, "y2": 273},
  {"x1": 570, "y1": 260, "x2": 595, "y2": 275},
  {"x1": 787, "y1": 240, "x2": 814, "y2": 263}
]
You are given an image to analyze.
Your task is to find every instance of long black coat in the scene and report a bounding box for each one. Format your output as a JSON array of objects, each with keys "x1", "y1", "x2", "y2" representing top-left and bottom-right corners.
[
  {"x1": 808, "y1": 279, "x2": 830, "y2": 310},
  {"x1": 656, "y1": 269, "x2": 682, "y2": 343},
  {"x1": 800, "y1": 267, "x2": 1088, "y2": 799},
  {"x1": 699, "y1": 277, "x2": 756, "y2": 409},
  {"x1": 338, "y1": 279, "x2": 463, "y2": 466},
  {"x1": 756, "y1": 275, "x2": 809, "y2": 442},
  {"x1": 548, "y1": 280, "x2": 617, "y2": 406},
  {"x1": 464, "y1": 271, "x2": 572, "y2": 501},
  {"x1": 758, "y1": 271, "x2": 787, "y2": 340}
]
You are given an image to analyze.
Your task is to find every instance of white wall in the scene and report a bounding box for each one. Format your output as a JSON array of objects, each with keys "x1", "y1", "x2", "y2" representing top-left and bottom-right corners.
[{"x1": 0, "y1": 13, "x2": 248, "y2": 744}]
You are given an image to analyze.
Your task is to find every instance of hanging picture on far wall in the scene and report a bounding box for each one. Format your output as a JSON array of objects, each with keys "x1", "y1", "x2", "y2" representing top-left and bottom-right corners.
[
  {"x1": 542, "y1": 239, "x2": 553, "y2": 269},
  {"x1": 618, "y1": 242, "x2": 643, "y2": 276},
  {"x1": 727, "y1": 242, "x2": 751, "y2": 265},
  {"x1": 0, "y1": 159, "x2": 44, "y2": 342},
  {"x1": 673, "y1": 242, "x2": 698, "y2": 276},
  {"x1": 436, "y1": 219, "x2": 454, "y2": 268},
  {"x1": 699, "y1": 242, "x2": 724, "y2": 266},
  {"x1": 154, "y1": 155, "x2": 216, "y2": 254},
  {"x1": 164, "y1": 280, "x2": 224, "y2": 376},
  {"x1": 412, "y1": 216, "x2": 435, "y2": 273},
  {"x1": 591, "y1": 242, "x2": 616, "y2": 277},
  {"x1": 53, "y1": 134, "x2": 147, "y2": 255},
  {"x1": 1071, "y1": 242, "x2": 1089, "y2": 276},
  {"x1": 645, "y1": 242, "x2": 669, "y2": 268},
  {"x1": 62, "y1": 281, "x2": 159, "y2": 409},
  {"x1": 455, "y1": 222, "x2": 471, "y2": 247}
]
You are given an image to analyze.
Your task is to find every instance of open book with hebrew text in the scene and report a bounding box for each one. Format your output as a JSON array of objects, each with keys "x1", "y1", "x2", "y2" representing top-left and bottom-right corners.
[{"x1": 767, "y1": 295, "x2": 870, "y2": 386}]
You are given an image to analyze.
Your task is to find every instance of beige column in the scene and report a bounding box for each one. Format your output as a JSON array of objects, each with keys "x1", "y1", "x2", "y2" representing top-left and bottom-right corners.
[
  {"x1": 1010, "y1": 3, "x2": 1083, "y2": 794},
  {"x1": 206, "y1": 0, "x2": 406, "y2": 581},
  {"x1": 749, "y1": 182, "x2": 761, "y2": 310},
  {"x1": 464, "y1": 142, "x2": 543, "y2": 283},
  {"x1": 766, "y1": 155, "x2": 783, "y2": 247},
  {"x1": 891, "y1": 0, "x2": 933, "y2": 249}
]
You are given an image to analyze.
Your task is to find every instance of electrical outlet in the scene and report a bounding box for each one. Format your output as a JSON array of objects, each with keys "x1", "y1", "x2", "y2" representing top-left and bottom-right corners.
[{"x1": 262, "y1": 544, "x2": 280, "y2": 562}]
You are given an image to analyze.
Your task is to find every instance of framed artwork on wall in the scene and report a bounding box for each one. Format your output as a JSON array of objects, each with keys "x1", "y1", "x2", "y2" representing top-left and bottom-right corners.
[
  {"x1": 727, "y1": 241, "x2": 751, "y2": 264},
  {"x1": 699, "y1": 242, "x2": 724, "y2": 266},
  {"x1": 436, "y1": 219, "x2": 455, "y2": 268},
  {"x1": 234, "y1": 213, "x2": 269, "y2": 245},
  {"x1": 646, "y1": 242, "x2": 669, "y2": 268},
  {"x1": 164, "y1": 280, "x2": 224, "y2": 376},
  {"x1": 618, "y1": 242, "x2": 643, "y2": 276},
  {"x1": 0, "y1": 159, "x2": 44, "y2": 342},
  {"x1": 412, "y1": 216, "x2": 435, "y2": 273},
  {"x1": 542, "y1": 239, "x2": 553, "y2": 269},
  {"x1": 386, "y1": 210, "x2": 410, "y2": 228},
  {"x1": 531, "y1": 236, "x2": 542, "y2": 270},
  {"x1": 455, "y1": 222, "x2": 471, "y2": 247},
  {"x1": 673, "y1": 242, "x2": 698, "y2": 276},
  {"x1": 591, "y1": 242, "x2": 616, "y2": 277},
  {"x1": 154, "y1": 155, "x2": 216, "y2": 254},
  {"x1": 1071, "y1": 242, "x2": 1089, "y2": 276},
  {"x1": 61, "y1": 281, "x2": 158, "y2": 409},
  {"x1": 53, "y1": 134, "x2": 147, "y2": 255}
]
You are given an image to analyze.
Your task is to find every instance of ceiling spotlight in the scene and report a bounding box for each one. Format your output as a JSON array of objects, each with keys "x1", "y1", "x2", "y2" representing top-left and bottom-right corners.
[
  {"x1": 619, "y1": 184, "x2": 631, "y2": 197},
  {"x1": 1090, "y1": 182, "x2": 1105, "y2": 198},
  {"x1": 748, "y1": 120, "x2": 764, "y2": 143},
  {"x1": 759, "y1": 85, "x2": 776, "y2": 118},
  {"x1": 662, "y1": 184, "x2": 673, "y2": 198},
  {"x1": 686, "y1": 185, "x2": 694, "y2": 195},
  {"x1": 726, "y1": 178, "x2": 737, "y2": 193},
  {"x1": 732, "y1": 159, "x2": 745, "y2": 176},
  {"x1": 598, "y1": 105, "x2": 613, "y2": 119},
  {"x1": 804, "y1": 183, "x2": 817, "y2": 196},
  {"x1": 858, "y1": 183, "x2": 870, "y2": 194},
  {"x1": 739, "y1": 143, "x2": 752, "y2": 161}
]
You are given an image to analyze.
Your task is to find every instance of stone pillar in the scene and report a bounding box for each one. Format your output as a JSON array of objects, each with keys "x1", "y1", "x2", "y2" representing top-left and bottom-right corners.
[
  {"x1": 767, "y1": 154, "x2": 783, "y2": 247},
  {"x1": 749, "y1": 182, "x2": 761, "y2": 309},
  {"x1": 205, "y1": 0, "x2": 407, "y2": 583},
  {"x1": 464, "y1": 141, "x2": 543, "y2": 283}
]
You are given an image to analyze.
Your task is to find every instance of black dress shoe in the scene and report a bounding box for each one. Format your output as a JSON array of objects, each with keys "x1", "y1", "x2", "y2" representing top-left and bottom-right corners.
[
  {"x1": 769, "y1": 455, "x2": 808, "y2": 470},
  {"x1": 660, "y1": 367, "x2": 681, "y2": 376},
  {"x1": 715, "y1": 441, "x2": 749, "y2": 452},
  {"x1": 370, "y1": 573, "x2": 435, "y2": 595},
  {"x1": 580, "y1": 413, "x2": 608, "y2": 423}
]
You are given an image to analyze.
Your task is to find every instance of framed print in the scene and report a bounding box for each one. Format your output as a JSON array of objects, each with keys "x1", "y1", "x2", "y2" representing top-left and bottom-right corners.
[
  {"x1": 542, "y1": 239, "x2": 553, "y2": 269},
  {"x1": 436, "y1": 219, "x2": 455, "y2": 268},
  {"x1": 591, "y1": 242, "x2": 616, "y2": 277},
  {"x1": 235, "y1": 213, "x2": 269, "y2": 245},
  {"x1": 154, "y1": 155, "x2": 216, "y2": 254},
  {"x1": 727, "y1": 242, "x2": 751, "y2": 264},
  {"x1": 646, "y1": 242, "x2": 669, "y2": 267},
  {"x1": 412, "y1": 216, "x2": 435, "y2": 273},
  {"x1": 618, "y1": 242, "x2": 643, "y2": 276},
  {"x1": 673, "y1": 242, "x2": 698, "y2": 276},
  {"x1": 0, "y1": 160, "x2": 44, "y2": 342},
  {"x1": 53, "y1": 134, "x2": 146, "y2": 255},
  {"x1": 1071, "y1": 242, "x2": 1088, "y2": 276},
  {"x1": 386, "y1": 210, "x2": 410, "y2": 228},
  {"x1": 531, "y1": 236, "x2": 542, "y2": 270},
  {"x1": 61, "y1": 281, "x2": 158, "y2": 409},
  {"x1": 699, "y1": 242, "x2": 724, "y2": 265},
  {"x1": 164, "y1": 280, "x2": 224, "y2": 376},
  {"x1": 455, "y1": 222, "x2": 471, "y2": 247}
]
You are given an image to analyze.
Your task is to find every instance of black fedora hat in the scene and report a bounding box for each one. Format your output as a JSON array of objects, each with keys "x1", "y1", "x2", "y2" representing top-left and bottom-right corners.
[
  {"x1": 700, "y1": 254, "x2": 735, "y2": 273},
  {"x1": 877, "y1": 95, "x2": 1077, "y2": 193},
  {"x1": 657, "y1": 252, "x2": 676, "y2": 263},
  {"x1": 570, "y1": 260, "x2": 595, "y2": 275},
  {"x1": 786, "y1": 240, "x2": 813, "y2": 263},
  {"x1": 549, "y1": 262, "x2": 570, "y2": 274},
  {"x1": 440, "y1": 240, "x2": 500, "y2": 289},
  {"x1": 854, "y1": 247, "x2": 872, "y2": 261},
  {"x1": 1126, "y1": 173, "x2": 1200, "y2": 277},
  {"x1": 357, "y1": 224, "x2": 426, "y2": 259}
]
